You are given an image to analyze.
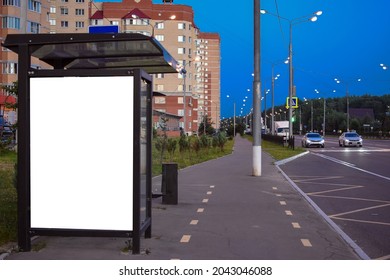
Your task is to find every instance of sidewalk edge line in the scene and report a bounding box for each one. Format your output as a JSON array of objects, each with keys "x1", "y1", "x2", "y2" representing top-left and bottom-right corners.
[{"x1": 276, "y1": 164, "x2": 371, "y2": 260}]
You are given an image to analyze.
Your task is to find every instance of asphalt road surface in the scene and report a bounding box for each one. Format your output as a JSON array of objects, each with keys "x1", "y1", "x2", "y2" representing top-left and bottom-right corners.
[{"x1": 280, "y1": 136, "x2": 390, "y2": 260}]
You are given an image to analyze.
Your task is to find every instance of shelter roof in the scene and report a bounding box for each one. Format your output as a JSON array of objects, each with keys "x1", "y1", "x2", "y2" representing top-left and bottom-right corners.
[{"x1": 2, "y1": 33, "x2": 178, "y2": 74}]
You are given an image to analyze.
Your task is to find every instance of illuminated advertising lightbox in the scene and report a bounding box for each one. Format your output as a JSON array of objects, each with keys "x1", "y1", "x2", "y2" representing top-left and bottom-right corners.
[{"x1": 30, "y1": 76, "x2": 134, "y2": 231}]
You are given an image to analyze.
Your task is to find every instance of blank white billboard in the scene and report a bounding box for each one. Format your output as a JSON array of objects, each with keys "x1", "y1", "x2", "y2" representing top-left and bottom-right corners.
[{"x1": 30, "y1": 76, "x2": 134, "y2": 231}]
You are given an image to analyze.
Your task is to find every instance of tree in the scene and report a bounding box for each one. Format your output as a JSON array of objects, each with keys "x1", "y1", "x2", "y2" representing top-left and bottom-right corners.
[
  {"x1": 1, "y1": 81, "x2": 18, "y2": 121},
  {"x1": 198, "y1": 115, "x2": 215, "y2": 136}
]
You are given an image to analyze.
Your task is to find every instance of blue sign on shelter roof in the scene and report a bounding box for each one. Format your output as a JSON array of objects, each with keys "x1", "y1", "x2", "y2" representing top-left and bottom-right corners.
[{"x1": 88, "y1": 25, "x2": 119, "y2": 34}]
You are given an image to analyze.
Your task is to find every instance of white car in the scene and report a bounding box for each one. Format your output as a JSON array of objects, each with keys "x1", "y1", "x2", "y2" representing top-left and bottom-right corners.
[
  {"x1": 338, "y1": 132, "x2": 363, "y2": 147},
  {"x1": 301, "y1": 133, "x2": 325, "y2": 148}
]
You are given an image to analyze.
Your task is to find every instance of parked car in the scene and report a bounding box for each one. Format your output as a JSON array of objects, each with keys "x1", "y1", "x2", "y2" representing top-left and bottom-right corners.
[
  {"x1": 302, "y1": 132, "x2": 325, "y2": 148},
  {"x1": 338, "y1": 132, "x2": 363, "y2": 147},
  {"x1": 0, "y1": 125, "x2": 14, "y2": 141}
]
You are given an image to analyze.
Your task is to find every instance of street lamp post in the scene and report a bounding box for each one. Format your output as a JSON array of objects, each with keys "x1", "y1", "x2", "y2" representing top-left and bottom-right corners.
[
  {"x1": 270, "y1": 66, "x2": 280, "y2": 135},
  {"x1": 334, "y1": 78, "x2": 361, "y2": 131},
  {"x1": 253, "y1": 0, "x2": 262, "y2": 176},
  {"x1": 314, "y1": 89, "x2": 328, "y2": 136},
  {"x1": 261, "y1": 9, "x2": 322, "y2": 138}
]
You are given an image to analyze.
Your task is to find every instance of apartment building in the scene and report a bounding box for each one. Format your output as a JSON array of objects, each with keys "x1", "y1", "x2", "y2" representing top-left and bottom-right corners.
[
  {"x1": 0, "y1": 0, "x2": 50, "y2": 123},
  {"x1": 0, "y1": 0, "x2": 221, "y2": 134},
  {"x1": 197, "y1": 32, "x2": 221, "y2": 130}
]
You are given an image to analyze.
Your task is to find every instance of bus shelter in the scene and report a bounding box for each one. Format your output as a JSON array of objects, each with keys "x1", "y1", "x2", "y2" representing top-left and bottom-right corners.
[{"x1": 2, "y1": 33, "x2": 178, "y2": 254}]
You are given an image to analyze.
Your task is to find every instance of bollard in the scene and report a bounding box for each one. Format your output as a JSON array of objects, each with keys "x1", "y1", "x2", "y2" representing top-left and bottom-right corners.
[{"x1": 161, "y1": 163, "x2": 178, "y2": 205}]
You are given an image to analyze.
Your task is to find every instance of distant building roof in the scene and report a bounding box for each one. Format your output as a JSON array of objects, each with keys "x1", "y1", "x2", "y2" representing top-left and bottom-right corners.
[
  {"x1": 90, "y1": 11, "x2": 104, "y2": 19},
  {"x1": 349, "y1": 108, "x2": 375, "y2": 120},
  {"x1": 122, "y1": 8, "x2": 151, "y2": 19}
]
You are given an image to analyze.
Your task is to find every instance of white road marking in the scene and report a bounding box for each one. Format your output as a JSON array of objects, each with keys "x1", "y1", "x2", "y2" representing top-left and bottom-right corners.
[
  {"x1": 313, "y1": 153, "x2": 390, "y2": 182},
  {"x1": 280, "y1": 201, "x2": 287, "y2": 205},
  {"x1": 285, "y1": 210, "x2": 293, "y2": 216},
  {"x1": 190, "y1": 220, "x2": 199, "y2": 225},
  {"x1": 329, "y1": 203, "x2": 390, "y2": 218},
  {"x1": 331, "y1": 216, "x2": 390, "y2": 226},
  {"x1": 376, "y1": 254, "x2": 390, "y2": 260},
  {"x1": 202, "y1": 198, "x2": 209, "y2": 203},
  {"x1": 197, "y1": 208, "x2": 205, "y2": 213},
  {"x1": 307, "y1": 185, "x2": 365, "y2": 195}
]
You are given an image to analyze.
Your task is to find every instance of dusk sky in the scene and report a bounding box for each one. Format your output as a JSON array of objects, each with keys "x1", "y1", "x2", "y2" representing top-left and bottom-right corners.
[{"x1": 96, "y1": 1, "x2": 390, "y2": 118}]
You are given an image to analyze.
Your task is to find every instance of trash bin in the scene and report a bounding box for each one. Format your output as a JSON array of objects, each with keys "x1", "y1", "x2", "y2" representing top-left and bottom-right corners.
[{"x1": 161, "y1": 163, "x2": 178, "y2": 205}]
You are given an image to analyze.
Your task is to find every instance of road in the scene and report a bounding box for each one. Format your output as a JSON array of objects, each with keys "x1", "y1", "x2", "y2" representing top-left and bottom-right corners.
[{"x1": 280, "y1": 135, "x2": 390, "y2": 259}]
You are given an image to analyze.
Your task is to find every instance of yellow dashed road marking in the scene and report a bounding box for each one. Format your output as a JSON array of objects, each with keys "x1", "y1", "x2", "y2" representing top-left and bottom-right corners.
[
  {"x1": 301, "y1": 239, "x2": 312, "y2": 247},
  {"x1": 180, "y1": 235, "x2": 191, "y2": 243},
  {"x1": 292, "y1": 222, "x2": 301, "y2": 229}
]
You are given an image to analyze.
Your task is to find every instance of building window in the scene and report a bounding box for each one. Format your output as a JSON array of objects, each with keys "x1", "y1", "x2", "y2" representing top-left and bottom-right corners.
[
  {"x1": 178, "y1": 23, "x2": 186, "y2": 30},
  {"x1": 155, "y1": 35, "x2": 164, "y2": 42},
  {"x1": 61, "y1": 21, "x2": 68, "y2": 28},
  {"x1": 124, "y1": 19, "x2": 149, "y2": 26},
  {"x1": 110, "y1": 20, "x2": 119, "y2": 26},
  {"x1": 156, "y1": 84, "x2": 164, "y2": 91},
  {"x1": 76, "y1": 0, "x2": 85, "y2": 2},
  {"x1": 155, "y1": 73, "x2": 165, "y2": 79},
  {"x1": 61, "y1": 0, "x2": 68, "y2": 2},
  {"x1": 75, "y1": 9, "x2": 84, "y2": 16},
  {"x1": 2, "y1": 17, "x2": 20, "y2": 29},
  {"x1": 178, "y1": 109, "x2": 184, "y2": 117},
  {"x1": 2, "y1": 0, "x2": 21, "y2": 6},
  {"x1": 91, "y1": 19, "x2": 103, "y2": 26},
  {"x1": 76, "y1": 21, "x2": 84, "y2": 28},
  {"x1": 155, "y1": 22, "x2": 164, "y2": 29},
  {"x1": 154, "y1": 97, "x2": 166, "y2": 104},
  {"x1": 50, "y1": 6, "x2": 56, "y2": 13},
  {"x1": 178, "y1": 35, "x2": 186, "y2": 43},
  {"x1": 178, "y1": 97, "x2": 184, "y2": 104},
  {"x1": 60, "y1": 7, "x2": 68, "y2": 15},
  {"x1": 2, "y1": 62, "x2": 18, "y2": 74},
  {"x1": 27, "y1": 21, "x2": 40, "y2": 33},
  {"x1": 49, "y1": 19, "x2": 56, "y2": 26},
  {"x1": 28, "y1": 0, "x2": 41, "y2": 13},
  {"x1": 178, "y1": 48, "x2": 186, "y2": 55}
]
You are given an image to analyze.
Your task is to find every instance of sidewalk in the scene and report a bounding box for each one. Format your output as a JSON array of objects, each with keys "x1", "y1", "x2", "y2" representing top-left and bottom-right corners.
[{"x1": 4, "y1": 136, "x2": 359, "y2": 260}]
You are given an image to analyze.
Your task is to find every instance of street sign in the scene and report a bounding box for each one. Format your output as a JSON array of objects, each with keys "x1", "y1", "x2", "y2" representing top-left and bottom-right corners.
[
  {"x1": 286, "y1": 97, "x2": 298, "y2": 109},
  {"x1": 88, "y1": 25, "x2": 119, "y2": 34}
]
